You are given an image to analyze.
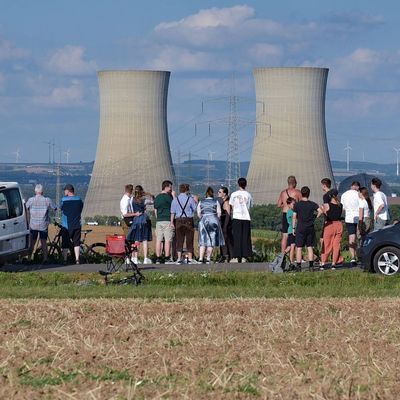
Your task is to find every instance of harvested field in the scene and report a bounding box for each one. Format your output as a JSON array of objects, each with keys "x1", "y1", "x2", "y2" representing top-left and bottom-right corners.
[{"x1": 1, "y1": 298, "x2": 399, "y2": 399}]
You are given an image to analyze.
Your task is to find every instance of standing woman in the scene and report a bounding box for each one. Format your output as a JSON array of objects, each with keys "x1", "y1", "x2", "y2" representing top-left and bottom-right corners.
[
  {"x1": 197, "y1": 187, "x2": 225, "y2": 264},
  {"x1": 127, "y1": 185, "x2": 154, "y2": 264},
  {"x1": 217, "y1": 186, "x2": 233, "y2": 262},
  {"x1": 358, "y1": 187, "x2": 374, "y2": 243},
  {"x1": 320, "y1": 190, "x2": 344, "y2": 270}
]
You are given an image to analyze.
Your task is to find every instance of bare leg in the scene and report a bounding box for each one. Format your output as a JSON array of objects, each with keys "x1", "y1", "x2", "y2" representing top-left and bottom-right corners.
[
  {"x1": 348, "y1": 234, "x2": 357, "y2": 259},
  {"x1": 142, "y1": 241, "x2": 148, "y2": 259},
  {"x1": 307, "y1": 246, "x2": 314, "y2": 262},
  {"x1": 296, "y1": 247, "x2": 303, "y2": 264},
  {"x1": 281, "y1": 233, "x2": 288, "y2": 253},
  {"x1": 156, "y1": 240, "x2": 162, "y2": 258},
  {"x1": 289, "y1": 244, "x2": 295, "y2": 263},
  {"x1": 199, "y1": 246, "x2": 206, "y2": 261},
  {"x1": 177, "y1": 251, "x2": 182, "y2": 261},
  {"x1": 74, "y1": 246, "x2": 80, "y2": 263},
  {"x1": 206, "y1": 247, "x2": 213, "y2": 260},
  {"x1": 164, "y1": 241, "x2": 171, "y2": 258},
  {"x1": 40, "y1": 238, "x2": 48, "y2": 262}
]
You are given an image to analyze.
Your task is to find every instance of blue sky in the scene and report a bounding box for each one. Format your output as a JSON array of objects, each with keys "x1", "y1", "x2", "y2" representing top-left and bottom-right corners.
[{"x1": 0, "y1": 0, "x2": 399, "y2": 164}]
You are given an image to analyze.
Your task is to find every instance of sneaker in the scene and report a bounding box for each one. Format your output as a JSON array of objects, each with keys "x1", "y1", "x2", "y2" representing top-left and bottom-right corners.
[
  {"x1": 165, "y1": 259, "x2": 175, "y2": 264},
  {"x1": 188, "y1": 259, "x2": 200, "y2": 264},
  {"x1": 175, "y1": 259, "x2": 184, "y2": 265},
  {"x1": 131, "y1": 257, "x2": 139, "y2": 264},
  {"x1": 230, "y1": 258, "x2": 239, "y2": 263},
  {"x1": 331, "y1": 265, "x2": 336, "y2": 270},
  {"x1": 75, "y1": 260, "x2": 80, "y2": 265},
  {"x1": 143, "y1": 258, "x2": 152, "y2": 264},
  {"x1": 241, "y1": 258, "x2": 247, "y2": 263},
  {"x1": 155, "y1": 258, "x2": 161, "y2": 265},
  {"x1": 205, "y1": 259, "x2": 211, "y2": 265},
  {"x1": 319, "y1": 266, "x2": 325, "y2": 271},
  {"x1": 125, "y1": 257, "x2": 131, "y2": 265},
  {"x1": 350, "y1": 259, "x2": 357, "y2": 267}
]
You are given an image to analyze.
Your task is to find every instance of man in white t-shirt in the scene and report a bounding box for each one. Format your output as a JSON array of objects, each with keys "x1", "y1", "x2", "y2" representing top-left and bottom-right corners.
[
  {"x1": 229, "y1": 177, "x2": 253, "y2": 263},
  {"x1": 120, "y1": 184, "x2": 134, "y2": 236},
  {"x1": 371, "y1": 177, "x2": 389, "y2": 230},
  {"x1": 340, "y1": 181, "x2": 360, "y2": 265}
]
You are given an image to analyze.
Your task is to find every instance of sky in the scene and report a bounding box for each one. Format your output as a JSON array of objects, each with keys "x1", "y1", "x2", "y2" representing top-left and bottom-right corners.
[{"x1": 0, "y1": 0, "x2": 399, "y2": 164}]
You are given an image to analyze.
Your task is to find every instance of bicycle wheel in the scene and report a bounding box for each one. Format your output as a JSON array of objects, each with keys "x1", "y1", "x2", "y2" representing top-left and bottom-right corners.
[
  {"x1": 34, "y1": 243, "x2": 62, "y2": 263},
  {"x1": 87, "y1": 242, "x2": 107, "y2": 263}
]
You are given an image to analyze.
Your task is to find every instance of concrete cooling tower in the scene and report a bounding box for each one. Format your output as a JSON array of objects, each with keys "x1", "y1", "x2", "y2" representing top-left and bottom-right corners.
[
  {"x1": 247, "y1": 67, "x2": 334, "y2": 204},
  {"x1": 83, "y1": 70, "x2": 175, "y2": 217}
]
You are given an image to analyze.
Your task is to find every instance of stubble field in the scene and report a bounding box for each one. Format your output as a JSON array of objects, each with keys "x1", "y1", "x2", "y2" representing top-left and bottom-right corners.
[{"x1": 1, "y1": 298, "x2": 399, "y2": 399}]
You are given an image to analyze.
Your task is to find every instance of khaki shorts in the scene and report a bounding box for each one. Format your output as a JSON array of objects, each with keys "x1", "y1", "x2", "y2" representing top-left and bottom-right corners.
[{"x1": 156, "y1": 221, "x2": 174, "y2": 242}]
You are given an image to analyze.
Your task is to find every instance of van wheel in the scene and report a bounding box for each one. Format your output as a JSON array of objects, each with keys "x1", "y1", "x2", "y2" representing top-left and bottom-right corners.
[{"x1": 373, "y1": 247, "x2": 400, "y2": 276}]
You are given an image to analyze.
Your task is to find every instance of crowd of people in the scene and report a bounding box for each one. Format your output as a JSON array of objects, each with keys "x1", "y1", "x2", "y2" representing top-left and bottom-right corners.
[
  {"x1": 25, "y1": 174, "x2": 392, "y2": 268},
  {"x1": 120, "y1": 178, "x2": 253, "y2": 264},
  {"x1": 277, "y1": 176, "x2": 390, "y2": 271}
]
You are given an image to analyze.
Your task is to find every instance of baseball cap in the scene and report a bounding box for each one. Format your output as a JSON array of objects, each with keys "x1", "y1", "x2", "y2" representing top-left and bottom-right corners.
[{"x1": 63, "y1": 184, "x2": 74, "y2": 192}]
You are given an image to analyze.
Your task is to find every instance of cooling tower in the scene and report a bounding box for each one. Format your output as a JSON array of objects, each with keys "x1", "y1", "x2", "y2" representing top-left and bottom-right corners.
[
  {"x1": 247, "y1": 67, "x2": 334, "y2": 204},
  {"x1": 83, "y1": 70, "x2": 175, "y2": 217}
]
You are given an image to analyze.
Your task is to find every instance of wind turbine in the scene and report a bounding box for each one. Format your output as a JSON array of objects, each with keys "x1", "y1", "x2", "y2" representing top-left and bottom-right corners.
[
  {"x1": 42, "y1": 140, "x2": 52, "y2": 163},
  {"x1": 394, "y1": 147, "x2": 400, "y2": 177},
  {"x1": 64, "y1": 148, "x2": 70, "y2": 164},
  {"x1": 12, "y1": 148, "x2": 21, "y2": 163},
  {"x1": 344, "y1": 142, "x2": 352, "y2": 172}
]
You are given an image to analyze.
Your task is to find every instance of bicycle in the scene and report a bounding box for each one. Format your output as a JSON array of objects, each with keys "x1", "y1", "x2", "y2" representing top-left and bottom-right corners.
[
  {"x1": 33, "y1": 221, "x2": 106, "y2": 264},
  {"x1": 99, "y1": 267, "x2": 144, "y2": 286}
]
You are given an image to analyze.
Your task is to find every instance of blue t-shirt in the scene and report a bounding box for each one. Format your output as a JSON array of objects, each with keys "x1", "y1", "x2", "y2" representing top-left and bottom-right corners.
[
  {"x1": 61, "y1": 196, "x2": 83, "y2": 230},
  {"x1": 286, "y1": 209, "x2": 294, "y2": 234}
]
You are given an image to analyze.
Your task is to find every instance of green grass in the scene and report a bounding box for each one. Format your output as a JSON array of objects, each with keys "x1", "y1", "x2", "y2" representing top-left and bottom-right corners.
[{"x1": 1, "y1": 270, "x2": 400, "y2": 299}]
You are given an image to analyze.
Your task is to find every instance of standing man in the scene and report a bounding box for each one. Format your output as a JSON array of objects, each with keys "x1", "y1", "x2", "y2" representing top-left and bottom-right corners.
[
  {"x1": 292, "y1": 186, "x2": 322, "y2": 272},
  {"x1": 277, "y1": 176, "x2": 302, "y2": 253},
  {"x1": 170, "y1": 183, "x2": 198, "y2": 264},
  {"x1": 229, "y1": 177, "x2": 253, "y2": 263},
  {"x1": 341, "y1": 181, "x2": 361, "y2": 266},
  {"x1": 60, "y1": 184, "x2": 83, "y2": 265},
  {"x1": 26, "y1": 184, "x2": 57, "y2": 263},
  {"x1": 371, "y1": 178, "x2": 389, "y2": 230},
  {"x1": 320, "y1": 178, "x2": 335, "y2": 247},
  {"x1": 154, "y1": 180, "x2": 175, "y2": 264},
  {"x1": 120, "y1": 184, "x2": 134, "y2": 236}
]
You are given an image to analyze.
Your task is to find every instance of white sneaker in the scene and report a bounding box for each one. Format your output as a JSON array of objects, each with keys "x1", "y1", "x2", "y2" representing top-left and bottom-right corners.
[
  {"x1": 188, "y1": 259, "x2": 200, "y2": 264},
  {"x1": 143, "y1": 258, "x2": 152, "y2": 264},
  {"x1": 131, "y1": 257, "x2": 139, "y2": 264},
  {"x1": 165, "y1": 259, "x2": 175, "y2": 264},
  {"x1": 125, "y1": 257, "x2": 131, "y2": 265},
  {"x1": 241, "y1": 258, "x2": 247, "y2": 263},
  {"x1": 230, "y1": 258, "x2": 239, "y2": 263}
]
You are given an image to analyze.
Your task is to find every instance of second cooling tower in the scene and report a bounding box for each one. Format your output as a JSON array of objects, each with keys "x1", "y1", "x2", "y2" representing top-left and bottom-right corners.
[
  {"x1": 83, "y1": 70, "x2": 175, "y2": 217},
  {"x1": 247, "y1": 67, "x2": 334, "y2": 204}
]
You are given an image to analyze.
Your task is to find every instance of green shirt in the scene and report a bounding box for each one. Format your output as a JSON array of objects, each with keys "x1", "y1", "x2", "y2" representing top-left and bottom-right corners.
[
  {"x1": 286, "y1": 209, "x2": 294, "y2": 234},
  {"x1": 154, "y1": 193, "x2": 172, "y2": 222}
]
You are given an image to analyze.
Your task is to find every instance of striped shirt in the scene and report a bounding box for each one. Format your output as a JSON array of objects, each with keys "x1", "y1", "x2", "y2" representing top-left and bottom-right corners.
[{"x1": 26, "y1": 195, "x2": 57, "y2": 231}]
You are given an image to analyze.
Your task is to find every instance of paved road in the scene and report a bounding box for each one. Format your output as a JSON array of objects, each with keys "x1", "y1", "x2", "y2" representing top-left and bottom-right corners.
[{"x1": 1, "y1": 261, "x2": 358, "y2": 273}]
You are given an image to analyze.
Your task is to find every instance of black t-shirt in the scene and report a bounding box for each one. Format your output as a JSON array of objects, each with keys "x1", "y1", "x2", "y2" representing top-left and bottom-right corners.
[
  {"x1": 323, "y1": 189, "x2": 336, "y2": 204},
  {"x1": 293, "y1": 200, "x2": 319, "y2": 229},
  {"x1": 326, "y1": 203, "x2": 343, "y2": 221}
]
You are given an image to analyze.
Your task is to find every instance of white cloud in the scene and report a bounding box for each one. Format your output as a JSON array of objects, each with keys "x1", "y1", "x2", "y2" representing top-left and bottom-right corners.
[
  {"x1": 156, "y1": 5, "x2": 254, "y2": 30},
  {"x1": 248, "y1": 43, "x2": 283, "y2": 63},
  {"x1": 0, "y1": 38, "x2": 29, "y2": 61},
  {"x1": 46, "y1": 45, "x2": 97, "y2": 75},
  {"x1": 33, "y1": 80, "x2": 85, "y2": 107}
]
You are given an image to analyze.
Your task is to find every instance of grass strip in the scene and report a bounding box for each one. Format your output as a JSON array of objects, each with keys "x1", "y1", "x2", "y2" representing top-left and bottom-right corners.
[{"x1": 1, "y1": 270, "x2": 400, "y2": 298}]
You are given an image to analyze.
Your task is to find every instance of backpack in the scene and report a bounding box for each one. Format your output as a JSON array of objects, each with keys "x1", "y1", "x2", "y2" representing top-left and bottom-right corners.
[{"x1": 270, "y1": 253, "x2": 286, "y2": 273}]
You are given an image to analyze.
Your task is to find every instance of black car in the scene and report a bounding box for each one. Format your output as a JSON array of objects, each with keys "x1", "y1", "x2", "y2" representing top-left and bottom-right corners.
[{"x1": 358, "y1": 222, "x2": 400, "y2": 275}]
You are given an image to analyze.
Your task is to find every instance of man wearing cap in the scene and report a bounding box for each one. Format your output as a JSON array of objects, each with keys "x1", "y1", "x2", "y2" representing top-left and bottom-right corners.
[{"x1": 60, "y1": 184, "x2": 84, "y2": 264}]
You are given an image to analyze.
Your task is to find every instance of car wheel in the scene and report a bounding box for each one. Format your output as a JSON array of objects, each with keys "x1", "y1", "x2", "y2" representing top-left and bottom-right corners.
[{"x1": 373, "y1": 247, "x2": 400, "y2": 276}]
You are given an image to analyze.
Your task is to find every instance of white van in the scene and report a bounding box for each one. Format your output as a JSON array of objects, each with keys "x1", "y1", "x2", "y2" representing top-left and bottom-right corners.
[{"x1": 0, "y1": 182, "x2": 30, "y2": 265}]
